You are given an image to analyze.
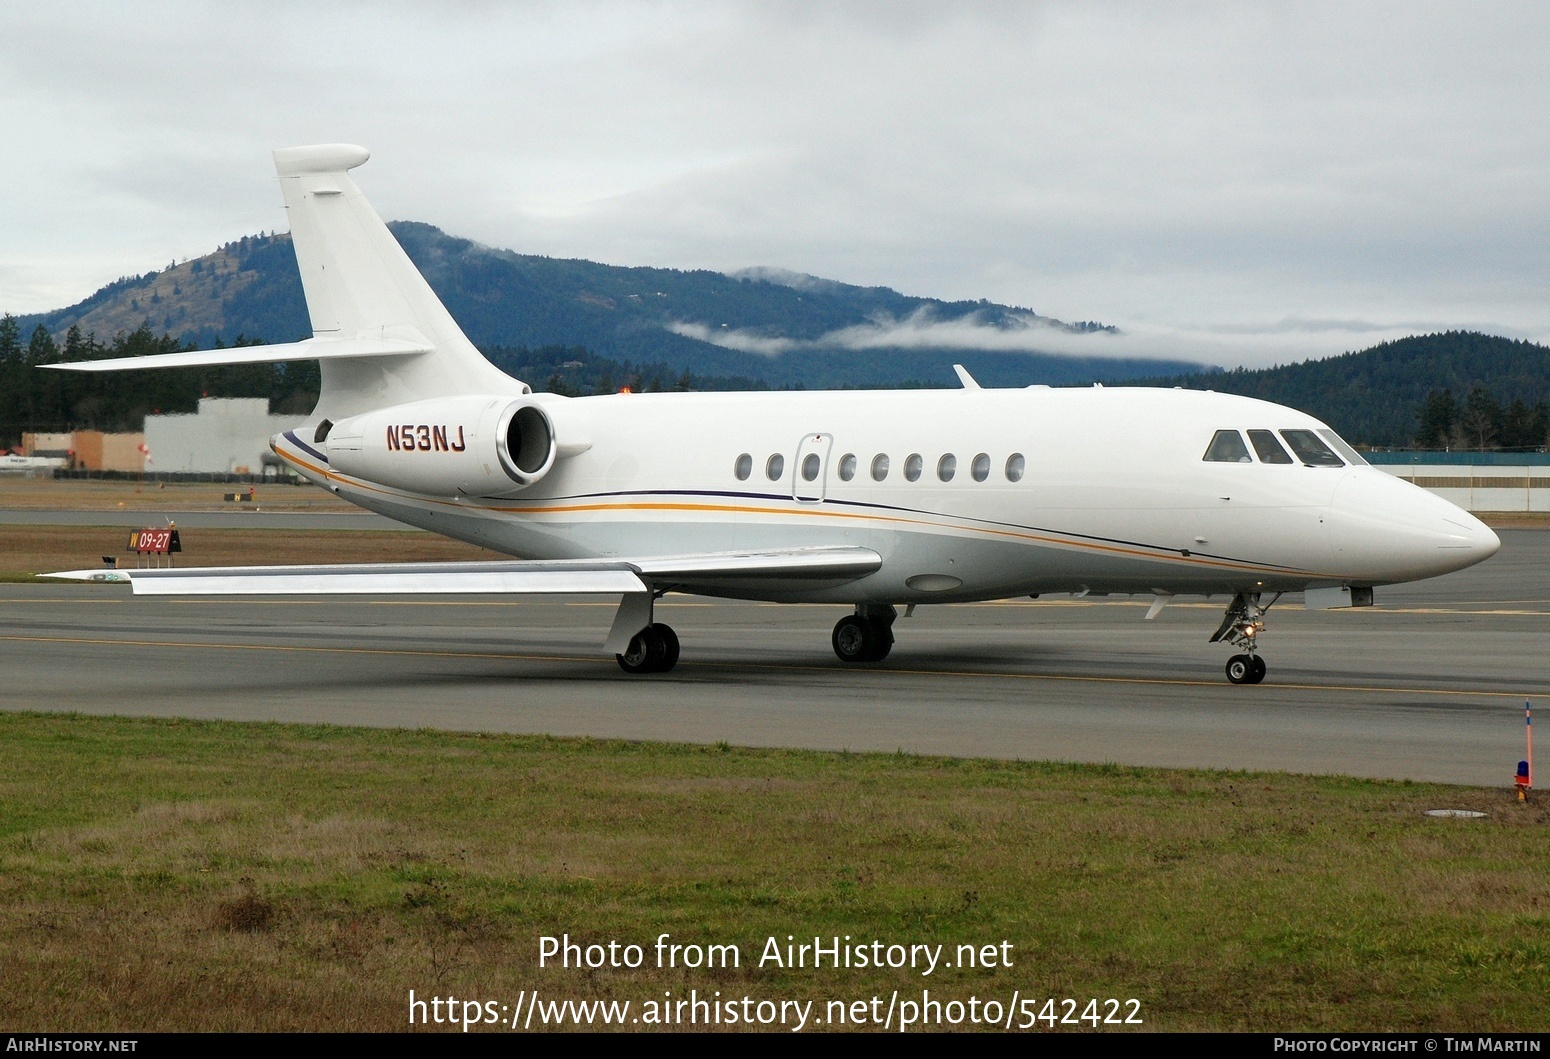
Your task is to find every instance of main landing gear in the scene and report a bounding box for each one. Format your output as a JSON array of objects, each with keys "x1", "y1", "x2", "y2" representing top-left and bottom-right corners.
[
  {"x1": 832, "y1": 604, "x2": 896, "y2": 664},
  {"x1": 616, "y1": 623, "x2": 680, "y2": 674},
  {"x1": 1210, "y1": 591, "x2": 1280, "y2": 685}
]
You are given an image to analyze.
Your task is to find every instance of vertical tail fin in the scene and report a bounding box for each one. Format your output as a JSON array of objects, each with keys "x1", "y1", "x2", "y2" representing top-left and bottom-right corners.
[{"x1": 272, "y1": 145, "x2": 523, "y2": 417}]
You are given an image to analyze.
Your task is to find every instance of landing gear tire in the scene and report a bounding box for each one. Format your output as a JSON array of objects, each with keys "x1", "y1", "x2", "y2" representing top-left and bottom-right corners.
[
  {"x1": 832, "y1": 616, "x2": 874, "y2": 663},
  {"x1": 833, "y1": 616, "x2": 890, "y2": 663},
  {"x1": 655, "y1": 623, "x2": 680, "y2": 671},
  {"x1": 1226, "y1": 654, "x2": 1252, "y2": 685},
  {"x1": 616, "y1": 623, "x2": 679, "y2": 674},
  {"x1": 1226, "y1": 654, "x2": 1267, "y2": 685},
  {"x1": 867, "y1": 625, "x2": 894, "y2": 662}
]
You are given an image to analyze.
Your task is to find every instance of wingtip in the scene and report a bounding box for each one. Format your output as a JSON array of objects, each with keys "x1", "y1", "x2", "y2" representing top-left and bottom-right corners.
[{"x1": 42, "y1": 569, "x2": 133, "y2": 584}]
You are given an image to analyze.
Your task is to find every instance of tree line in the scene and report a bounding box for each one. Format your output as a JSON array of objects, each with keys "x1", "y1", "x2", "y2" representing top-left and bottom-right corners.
[
  {"x1": 0, "y1": 315, "x2": 318, "y2": 447},
  {"x1": 8, "y1": 314, "x2": 1548, "y2": 453},
  {"x1": 1414, "y1": 386, "x2": 1550, "y2": 451}
]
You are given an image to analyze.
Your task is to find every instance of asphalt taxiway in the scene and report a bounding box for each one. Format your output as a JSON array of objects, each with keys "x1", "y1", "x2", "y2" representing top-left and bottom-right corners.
[{"x1": 1, "y1": 530, "x2": 1545, "y2": 787}]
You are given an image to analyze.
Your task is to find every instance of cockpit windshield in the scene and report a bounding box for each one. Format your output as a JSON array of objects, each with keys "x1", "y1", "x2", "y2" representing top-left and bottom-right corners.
[
  {"x1": 1279, "y1": 429, "x2": 1345, "y2": 467},
  {"x1": 1203, "y1": 430, "x2": 1252, "y2": 463},
  {"x1": 1247, "y1": 429, "x2": 1294, "y2": 464},
  {"x1": 1316, "y1": 429, "x2": 1368, "y2": 466}
]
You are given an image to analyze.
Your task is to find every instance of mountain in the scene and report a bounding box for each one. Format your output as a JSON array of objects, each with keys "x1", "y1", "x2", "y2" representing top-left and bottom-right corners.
[
  {"x1": 15, "y1": 227, "x2": 1544, "y2": 448},
  {"x1": 12, "y1": 223, "x2": 1210, "y2": 389},
  {"x1": 1139, "y1": 332, "x2": 1550, "y2": 447}
]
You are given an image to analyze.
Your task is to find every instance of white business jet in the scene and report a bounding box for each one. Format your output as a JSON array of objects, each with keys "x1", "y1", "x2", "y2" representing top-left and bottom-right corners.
[{"x1": 48, "y1": 145, "x2": 1500, "y2": 684}]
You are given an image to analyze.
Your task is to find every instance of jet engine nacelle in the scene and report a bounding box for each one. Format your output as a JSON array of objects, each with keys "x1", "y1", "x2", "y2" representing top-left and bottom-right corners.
[{"x1": 324, "y1": 395, "x2": 569, "y2": 496}]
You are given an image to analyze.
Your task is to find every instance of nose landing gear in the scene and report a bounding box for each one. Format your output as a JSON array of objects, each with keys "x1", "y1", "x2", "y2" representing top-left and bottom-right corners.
[
  {"x1": 1212, "y1": 591, "x2": 1279, "y2": 684},
  {"x1": 1224, "y1": 653, "x2": 1267, "y2": 685},
  {"x1": 832, "y1": 604, "x2": 896, "y2": 663}
]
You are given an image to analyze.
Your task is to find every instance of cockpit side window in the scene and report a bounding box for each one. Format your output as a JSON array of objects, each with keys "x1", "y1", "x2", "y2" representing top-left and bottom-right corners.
[
  {"x1": 1316, "y1": 429, "x2": 1368, "y2": 466},
  {"x1": 1203, "y1": 429, "x2": 1252, "y2": 463},
  {"x1": 1247, "y1": 429, "x2": 1294, "y2": 464},
  {"x1": 1280, "y1": 429, "x2": 1345, "y2": 467}
]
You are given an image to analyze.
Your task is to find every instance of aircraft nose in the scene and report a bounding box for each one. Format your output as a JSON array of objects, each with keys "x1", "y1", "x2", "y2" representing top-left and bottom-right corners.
[
  {"x1": 1452, "y1": 514, "x2": 1501, "y2": 564},
  {"x1": 1328, "y1": 468, "x2": 1500, "y2": 583}
]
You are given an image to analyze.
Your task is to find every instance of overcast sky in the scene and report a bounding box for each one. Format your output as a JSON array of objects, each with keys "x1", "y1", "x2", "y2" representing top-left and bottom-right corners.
[{"x1": 2, "y1": 2, "x2": 1547, "y2": 369}]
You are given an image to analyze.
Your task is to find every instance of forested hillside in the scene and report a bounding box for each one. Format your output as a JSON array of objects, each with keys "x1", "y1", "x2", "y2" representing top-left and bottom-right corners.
[
  {"x1": 10, "y1": 223, "x2": 1205, "y2": 392},
  {"x1": 7, "y1": 225, "x2": 1547, "y2": 449},
  {"x1": 1140, "y1": 332, "x2": 1550, "y2": 448}
]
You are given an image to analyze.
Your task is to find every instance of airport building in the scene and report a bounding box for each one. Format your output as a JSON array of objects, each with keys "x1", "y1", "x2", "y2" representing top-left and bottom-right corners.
[
  {"x1": 23, "y1": 429, "x2": 146, "y2": 472},
  {"x1": 142, "y1": 398, "x2": 300, "y2": 475},
  {"x1": 1369, "y1": 452, "x2": 1550, "y2": 513},
  {"x1": 23, "y1": 398, "x2": 299, "y2": 477}
]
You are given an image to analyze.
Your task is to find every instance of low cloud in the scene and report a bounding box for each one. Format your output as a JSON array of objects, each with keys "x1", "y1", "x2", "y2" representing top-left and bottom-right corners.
[
  {"x1": 665, "y1": 320, "x2": 801, "y2": 355},
  {"x1": 667, "y1": 309, "x2": 1547, "y2": 371},
  {"x1": 668, "y1": 307, "x2": 1108, "y2": 358}
]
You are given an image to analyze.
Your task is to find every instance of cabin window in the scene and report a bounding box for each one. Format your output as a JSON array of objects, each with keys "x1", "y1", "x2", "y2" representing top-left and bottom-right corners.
[
  {"x1": 838, "y1": 453, "x2": 857, "y2": 481},
  {"x1": 904, "y1": 453, "x2": 923, "y2": 482},
  {"x1": 937, "y1": 454, "x2": 956, "y2": 481},
  {"x1": 1247, "y1": 429, "x2": 1294, "y2": 464},
  {"x1": 971, "y1": 453, "x2": 990, "y2": 482},
  {"x1": 871, "y1": 454, "x2": 890, "y2": 481},
  {"x1": 1005, "y1": 453, "x2": 1025, "y2": 482},
  {"x1": 734, "y1": 453, "x2": 752, "y2": 480},
  {"x1": 766, "y1": 453, "x2": 785, "y2": 480},
  {"x1": 1280, "y1": 429, "x2": 1345, "y2": 467},
  {"x1": 1203, "y1": 430, "x2": 1251, "y2": 463},
  {"x1": 801, "y1": 453, "x2": 821, "y2": 481},
  {"x1": 1317, "y1": 429, "x2": 1368, "y2": 466}
]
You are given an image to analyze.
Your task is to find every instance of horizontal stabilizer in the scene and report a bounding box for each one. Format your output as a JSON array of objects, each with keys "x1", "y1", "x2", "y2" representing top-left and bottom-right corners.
[
  {"x1": 42, "y1": 547, "x2": 882, "y2": 596},
  {"x1": 43, "y1": 334, "x2": 432, "y2": 373}
]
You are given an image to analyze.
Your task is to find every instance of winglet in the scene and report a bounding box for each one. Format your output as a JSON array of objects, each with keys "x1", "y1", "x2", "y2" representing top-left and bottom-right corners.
[{"x1": 952, "y1": 364, "x2": 981, "y2": 389}]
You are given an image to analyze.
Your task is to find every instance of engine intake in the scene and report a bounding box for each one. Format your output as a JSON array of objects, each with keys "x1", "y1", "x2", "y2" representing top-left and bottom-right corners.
[
  {"x1": 322, "y1": 395, "x2": 564, "y2": 496},
  {"x1": 497, "y1": 402, "x2": 556, "y2": 484}
]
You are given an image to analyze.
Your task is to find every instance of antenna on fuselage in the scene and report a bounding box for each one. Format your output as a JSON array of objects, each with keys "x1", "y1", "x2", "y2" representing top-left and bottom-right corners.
[{"x1": 952, "y1": 364, "x2": 981, "y2": 389}]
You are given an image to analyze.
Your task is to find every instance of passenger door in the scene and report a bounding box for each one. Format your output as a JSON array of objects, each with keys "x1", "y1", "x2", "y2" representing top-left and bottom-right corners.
[{"x1": 792, "y1": 433, "x2": 833, "y2": 503}]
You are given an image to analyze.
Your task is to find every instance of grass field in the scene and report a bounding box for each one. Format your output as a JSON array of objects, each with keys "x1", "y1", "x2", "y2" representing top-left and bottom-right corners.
[{"x1": 0, "y1": 712, "x2": 1545, "y2": 1032}]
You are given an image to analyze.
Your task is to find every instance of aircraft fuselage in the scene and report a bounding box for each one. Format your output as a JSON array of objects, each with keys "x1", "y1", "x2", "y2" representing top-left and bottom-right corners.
[{"x1": 273, "y1": 383, "x2": 1499, "y2": 606}]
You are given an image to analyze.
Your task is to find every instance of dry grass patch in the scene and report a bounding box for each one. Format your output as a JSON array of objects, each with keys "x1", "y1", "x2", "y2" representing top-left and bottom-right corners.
[
  {"x1": 0, "y1": 477, "x2": 359, "y2": 512},
  {"x1": 0, "y1": 526, "x2": 506, "y2": 580}
]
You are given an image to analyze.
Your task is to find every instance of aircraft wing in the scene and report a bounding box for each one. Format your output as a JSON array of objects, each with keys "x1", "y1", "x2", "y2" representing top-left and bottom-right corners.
[
  {"x1": 43, "y1": 547, "x2": 881, "y2": 654},
  {"x1": 43, "y1": 546, "x2": 881, "y2": 596}
]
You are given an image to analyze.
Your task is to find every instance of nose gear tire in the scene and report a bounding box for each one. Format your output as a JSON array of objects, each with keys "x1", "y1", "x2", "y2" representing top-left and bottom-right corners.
[
  {"x1": 1226, "y1": 654, "x2": 1267, "y2": 685},
  {"x1": 1226, "y1": 654, "x2": 1252, "y2": 684}
]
